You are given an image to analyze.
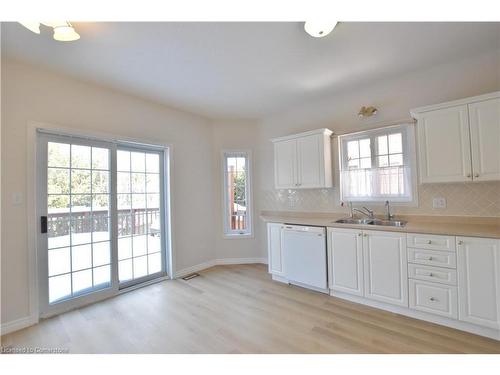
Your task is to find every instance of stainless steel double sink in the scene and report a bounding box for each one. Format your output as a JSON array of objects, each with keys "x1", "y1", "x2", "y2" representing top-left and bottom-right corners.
[{"x1": 334, "y1": 218, "x2": 407, "y2": 227}]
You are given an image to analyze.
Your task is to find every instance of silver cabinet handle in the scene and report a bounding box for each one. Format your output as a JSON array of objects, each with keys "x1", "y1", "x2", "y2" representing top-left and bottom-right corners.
[
  {"x1": 363, "y1": 233, "x2": 368, "y2": 237},
  {"x1": 427, "y1": 240, "x2": 432, "y2": 244},
  {"x1": 429, "y1": 297, "x2": 437, "y2": 302},
  {"x1": 429, "y1": 273, "x2": 434, "y2": 277},
  {"x1": 467, "y1": 173, "x2": 472, "y2": 178},
  {"x1": 358, "y1": 233, "x2": 362, "y2": 237},
  {"x1": 474, "y1": 174, "x2": 479, "y2": 178},
  {"x1": 427, "y1": 256, "x2": 433, "y2": 261},
  {"x1": 458, "y1": 240, "x2": 463, "y2": 245}
]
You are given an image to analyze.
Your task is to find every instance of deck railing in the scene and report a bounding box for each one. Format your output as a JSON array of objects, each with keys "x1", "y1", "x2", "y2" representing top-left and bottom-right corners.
[{"x1": 48, "y1": 208, "x2": 160, "y2": 237}]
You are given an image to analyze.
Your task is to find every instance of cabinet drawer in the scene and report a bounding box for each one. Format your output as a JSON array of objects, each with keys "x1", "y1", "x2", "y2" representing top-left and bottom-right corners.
[
  {"x1": 408, "y1": 248, "x2": 457, "y2": 268},
  {"x1": 408, "y1": 264, "x2": 457, "y2": 285},
  {"x1": 407, "y1": 233, "x2": 455, "y2": 252},
  {"x1": 409, "y1": 279, "x2": 458, "y2": 319}
]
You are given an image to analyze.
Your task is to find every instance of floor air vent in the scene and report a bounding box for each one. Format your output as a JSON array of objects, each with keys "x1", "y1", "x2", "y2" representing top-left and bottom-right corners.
[{"x1": 182, "y1": 273, "x2": 200, "y2": 281}]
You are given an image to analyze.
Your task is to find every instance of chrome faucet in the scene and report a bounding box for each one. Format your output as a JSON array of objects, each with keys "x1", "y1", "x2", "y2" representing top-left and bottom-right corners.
[
  {"x1": 353, "y1": 206, "x2": 374, "y2": 219},
  {"x1": 341, "y1": 201, "x2": 354, "y2": 218},
  {"x1": 385, "y1": 200, "x2": 394, "y2": 220}
]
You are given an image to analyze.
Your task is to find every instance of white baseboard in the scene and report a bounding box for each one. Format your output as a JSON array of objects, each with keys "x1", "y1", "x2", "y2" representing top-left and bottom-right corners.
[
  {"x1": 174, "y1": 257, "x2": 267, "y2": 278},
  {"x1": 174, "y1": 259, "x2": 217, "y2": 278},
  {"x1": 1, "y1": 315, "x2": 38, "y2": 336},
  {"x1": 215, "y1": 257, "x2": 267, "y2": 265}
]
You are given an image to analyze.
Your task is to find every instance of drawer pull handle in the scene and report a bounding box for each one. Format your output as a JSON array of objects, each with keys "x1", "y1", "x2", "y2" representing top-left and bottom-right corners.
[
  {"x1": 429, "y1": 297, "x2": 437, "y2": 302},
  {"x1": 428, "y1": 273, "x2": 434, "y2": 277},
  {"x1": 427, "y1": 240, "x2": 432, "y2": 244},
  {"x1": 458, "y1": 240, "x2": 463, "y2": 245},
  {"x1": 427, "y1": 256, "x2": 433, "y2": 261},
  {"x1": 358, "y1": 233, "x2": 362, "y2": 237}
]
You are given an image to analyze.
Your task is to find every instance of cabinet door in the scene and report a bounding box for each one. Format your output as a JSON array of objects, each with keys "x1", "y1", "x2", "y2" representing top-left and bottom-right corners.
[
  {"x1": 469, "y1": 98, "x2": 500, "y2": 181},
  {"x1": 363, "y1": 230, "x2": 408, "y2": 306},
  {"x1": 267, "y1": 223, "x2": 284, "y2": 276},
  {"x1": 274, "y1": 139, "x2": 297, "y2": 189},
  {"x1": 296, "y1": 134, "x2": 323, "y2": 188},
  {"x1": 328, "y1": 228, "x2": 364, "y2": 296},
  {"x1": 457, "y1": 236, "x2": 500, "y2": 329},
  {"x1": 417, "y1": 105, "x2": 472, "y2": 183}
]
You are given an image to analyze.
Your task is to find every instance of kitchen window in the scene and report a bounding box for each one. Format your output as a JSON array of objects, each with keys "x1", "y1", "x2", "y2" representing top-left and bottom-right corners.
[
  {"x1": 339, "y1": 124, "x2": 416, "y2": 203},
  {"x1": 222, "y1": 151, "x2": 252, "y2": 237}
]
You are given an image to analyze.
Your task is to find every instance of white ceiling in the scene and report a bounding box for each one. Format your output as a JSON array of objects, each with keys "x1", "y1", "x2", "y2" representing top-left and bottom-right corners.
[{"x1": 2, "y1": 22, "x2": 499, "y2": 119}]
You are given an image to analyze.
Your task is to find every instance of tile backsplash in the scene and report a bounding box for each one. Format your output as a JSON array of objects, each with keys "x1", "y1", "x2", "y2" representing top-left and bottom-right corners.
[{"x1": 260, "y1": 181, "x2": 500, "y2": 217}]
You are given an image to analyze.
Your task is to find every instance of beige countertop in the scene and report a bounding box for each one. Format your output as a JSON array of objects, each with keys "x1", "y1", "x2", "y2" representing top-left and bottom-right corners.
[{"x1": 260, "y1": 211, "x2": 500, "y2": 239}]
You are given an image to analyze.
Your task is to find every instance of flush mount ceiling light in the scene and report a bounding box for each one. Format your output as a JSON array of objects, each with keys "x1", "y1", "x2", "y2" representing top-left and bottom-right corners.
[
  {"x1": 304, "y1": 21, "x2": 338, "y2": 38},
  {"x1": 358, "y1": 106, "x2": 378, "y2": 118},
  {"x1": 19, "y1": 21, "x2": 80, "y2": 41}
]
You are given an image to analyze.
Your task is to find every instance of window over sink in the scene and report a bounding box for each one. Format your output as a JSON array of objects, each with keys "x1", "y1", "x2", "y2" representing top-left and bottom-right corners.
[{"x1": 339, "y1": 123, "x2": 417, "y2": 203}]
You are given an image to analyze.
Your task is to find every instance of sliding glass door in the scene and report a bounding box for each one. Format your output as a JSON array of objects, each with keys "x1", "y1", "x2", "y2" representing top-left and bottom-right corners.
[
  {"x1": 116, "y1": 147, "x2": 165, "y2": 287},
  {"x1": 38, "y1": 132, "x2": 168, "y2": 316}
]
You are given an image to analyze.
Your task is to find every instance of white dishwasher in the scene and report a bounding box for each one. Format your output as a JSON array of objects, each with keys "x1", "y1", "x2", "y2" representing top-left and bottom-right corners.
[{"x1": 282, "y1": 224, "x2": 328, "y2": 293}]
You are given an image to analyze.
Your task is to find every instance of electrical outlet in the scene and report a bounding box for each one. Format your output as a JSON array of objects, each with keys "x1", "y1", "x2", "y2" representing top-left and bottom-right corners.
[{"x1": 432, "y1": 197, "x2": 446, "y2": 209}]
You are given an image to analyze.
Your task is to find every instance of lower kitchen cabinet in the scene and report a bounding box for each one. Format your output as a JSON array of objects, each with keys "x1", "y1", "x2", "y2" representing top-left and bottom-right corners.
[
  {"x1": 363, "y1": 230, "x2": 408, "y2": 307},
  {"x1": 328, "y1": 228, "x2": 408, "y2": 307},
  {"x1": 409, "y1": 279, "x2": 458, "y2": 319},
  {"x1": 267, "y1": 222, "x2": 284, "y2": 276},
  {"x1": 328, "y1": 228, "x2": 364, "y2": 296},
  {"x1": 457, "y1": 236, "x2": 500, "y2": 329}
]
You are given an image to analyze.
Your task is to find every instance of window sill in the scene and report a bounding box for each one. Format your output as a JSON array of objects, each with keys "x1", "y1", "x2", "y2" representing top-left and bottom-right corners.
[{"x1": 222, "y1": 233, "x2": 254, "y2": 240}]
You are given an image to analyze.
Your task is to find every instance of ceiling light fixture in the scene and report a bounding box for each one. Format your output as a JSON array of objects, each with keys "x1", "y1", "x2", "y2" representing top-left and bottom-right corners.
[
  {"x1": 304, "y1": 21, "x2": 338, "y2": 38},
  {"x1": 19, "y1": 21, "x2": 41, "y2": 34},
  {"x1": 19, "y1": 21, "x2": 80, "y2": 41},
  {"x1": 52, "y1": 22, "x2": 80, "y2": 42},
  {"x1": 358, "y1": 106, "x2": 378, "y2": 118}
]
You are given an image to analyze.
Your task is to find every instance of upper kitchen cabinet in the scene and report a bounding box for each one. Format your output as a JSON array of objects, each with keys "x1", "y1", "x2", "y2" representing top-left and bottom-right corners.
[
  {"x1": 411, "y1": 92, "x2": 500, "y2": 183},
  {"x1": 272, "y1": 128, "x2": 333, "y2": 189},
  {"x1": 469, "y1": 97, "x2": 500, "y2": 181}
]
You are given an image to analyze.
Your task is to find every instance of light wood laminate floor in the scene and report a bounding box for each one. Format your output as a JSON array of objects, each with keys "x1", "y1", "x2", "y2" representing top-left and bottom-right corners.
[{"x1": 2, "y1": 264, "x2": 500, "y2": 353}]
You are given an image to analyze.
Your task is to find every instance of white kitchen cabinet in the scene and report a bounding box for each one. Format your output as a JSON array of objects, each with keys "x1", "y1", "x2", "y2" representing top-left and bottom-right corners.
[
  {"x1": 328, "y1": 228, "x2": 407, "y2": 307},
  {"x1": 272, "y1": 128, "x2": 333, "y2": 189},
  {"x1": 274, "y1": 139, "x2": 296, "y2": 189},
  {"x1": 363, "y1": 230, "x2": 408, "y2": 307},
  {"x1": 414, "y1": 104, "x2": 472, "y2": 183},
  {"x1": 267, "y1": 223, "x2": 284, "y2": 276},
  {"x1": 457, "y1": 236, "x2": 500, "y2": 330},
  {"x1": 469, "y1": 97, "x2": 500, "y2": 181},
  {"x1": 409, "y1": 279, "x2": 458, "y2": 319},
  {"x1": 411, "y1": 91, "x2": 500, "y2": 183},
  {"x1": 328, "y1": 227, "x2": 364, "y2": 296}
]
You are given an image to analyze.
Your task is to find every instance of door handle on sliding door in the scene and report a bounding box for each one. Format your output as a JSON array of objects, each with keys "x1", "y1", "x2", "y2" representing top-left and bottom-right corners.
[{"x1": 41, "y1": 216, "x2": 47, "y2": 234}]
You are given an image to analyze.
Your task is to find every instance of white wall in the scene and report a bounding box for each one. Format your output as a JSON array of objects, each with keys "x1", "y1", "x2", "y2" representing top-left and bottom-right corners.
[
  {"x1": 256, "y1": 49, "x2": 500, "y2": 224},
  {"x1": 1, "y1": 58, "x2": 217, "y2": 324}
]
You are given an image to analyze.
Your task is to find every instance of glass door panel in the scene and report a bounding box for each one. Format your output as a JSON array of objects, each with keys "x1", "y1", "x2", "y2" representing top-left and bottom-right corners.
[
  {"x1": 46, "y1": 141, "x2": 112, "y2": 303},
  {"x1": 117, "y1": 149, "x2": 163, "y2": 285}
]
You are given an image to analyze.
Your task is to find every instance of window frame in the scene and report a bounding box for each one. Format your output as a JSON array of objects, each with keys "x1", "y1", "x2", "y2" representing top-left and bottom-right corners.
[
  {"x1": 221, "y1": 150, "x2": 253, "y2": 238},
  {"x1": 338, "y1": 123, "x2": 418, "y2": 204}
]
